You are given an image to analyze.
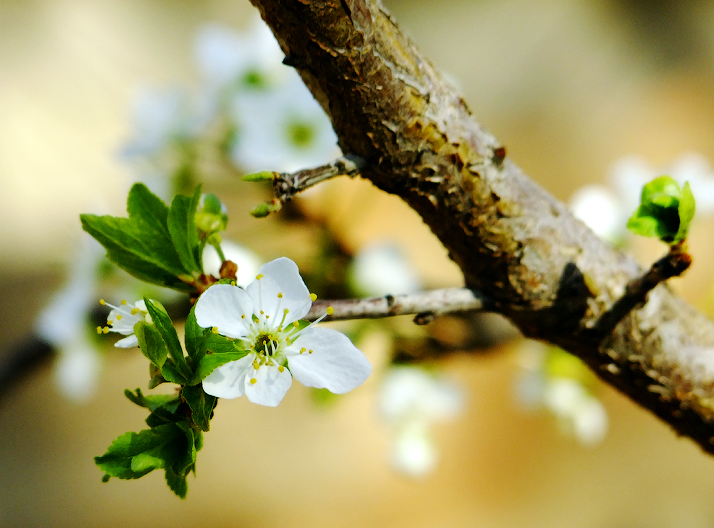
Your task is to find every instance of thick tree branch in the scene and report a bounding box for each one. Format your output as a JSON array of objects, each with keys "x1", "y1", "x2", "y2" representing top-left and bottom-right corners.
[{"x1": 250, "y1": 0, "x2": 714, "y2": 454}]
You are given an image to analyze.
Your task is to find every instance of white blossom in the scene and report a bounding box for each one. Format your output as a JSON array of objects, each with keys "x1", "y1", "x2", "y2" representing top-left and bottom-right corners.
[
  {"x1": 379, "y1": 366, "x2": 463, "y2": 476},
  {"x1": 194, "y1": 257, "x2": 371, "y2": 406},
  {"x1": 98, "y1": 299, "x2": 152, "y2": 348}
]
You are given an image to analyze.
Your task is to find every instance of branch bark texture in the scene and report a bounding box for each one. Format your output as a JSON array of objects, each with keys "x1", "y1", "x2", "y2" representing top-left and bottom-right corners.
[{"x1": 250, "y1": 0, "x2": 714, "y2": 454}]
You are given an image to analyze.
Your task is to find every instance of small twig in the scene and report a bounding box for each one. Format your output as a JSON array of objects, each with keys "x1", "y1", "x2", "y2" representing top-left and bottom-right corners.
[
  {"x1": 273, "y1": 154, "x2": 365, "y2": 202},
  {"x1": 305, "y1": 287, "x2": 492, "y2": 324},
  {"x1": 593, "y1": 244, "x2": 692, "y2": 337}
]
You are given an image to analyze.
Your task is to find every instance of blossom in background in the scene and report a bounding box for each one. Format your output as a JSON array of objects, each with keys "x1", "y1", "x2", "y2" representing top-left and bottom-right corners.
[
  {"x1": 53, "y1": 336, "x2": 101, "y2": 403},
  {"x1": 570, "y1": 152, "x2": 714, "y2": 243},
  {"x1": 98, "y1": 299, "x2": 152, "y2": 348},
  {"x1": 228, "y1": 72, "x2": 339, "y2": 173},
  {"x1": 516, "y1": 342, "x2": 607, "y2": 446},
  {"x1": 349, "y1": 242, "x2": 421, "y2": 297},
  {"x1": 195, "y1": 257, "x2": 372, "y2": 406},
  {"x1": 379, "y1": 366, "x2": 464, "y2": 476},
  {"x1": 35, "y1": 238, "x2": 104, "y2": 402},
  {"x1": 194, "y1": 20, "x2": 284, "y2": 100}
]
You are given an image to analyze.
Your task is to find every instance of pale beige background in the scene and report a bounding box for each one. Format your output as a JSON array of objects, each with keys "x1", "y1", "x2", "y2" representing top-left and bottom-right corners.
[{"x1": 2, "y1": 1, "x2": 714, "y2": 527}]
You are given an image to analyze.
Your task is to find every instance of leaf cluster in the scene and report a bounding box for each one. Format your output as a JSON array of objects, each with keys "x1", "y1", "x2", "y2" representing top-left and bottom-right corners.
[
  {"x1": 80, "y1": 184, "x2": 205, "y2": 292},
  {"x1": 95, "y1": 300, "x2": 248, "y2": 497},
  {"x1": 627, "y1": 176, "x2": 696, "y2": 244}
]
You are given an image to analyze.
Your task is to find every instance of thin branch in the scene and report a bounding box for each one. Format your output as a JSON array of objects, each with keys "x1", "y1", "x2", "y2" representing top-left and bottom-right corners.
[
  {"x1": 273, "y1": 154, "x2": 365, "y2": 202},
  {"x1": 305, "y1": 287, "x2": 492, "y2": 324},
  {"x1": 593, "y1": 245, "x2": 692, "y2": 337}
]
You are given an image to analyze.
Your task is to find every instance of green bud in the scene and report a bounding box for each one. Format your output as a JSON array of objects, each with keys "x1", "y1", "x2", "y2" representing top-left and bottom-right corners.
[
  {"x1": 195, "y1": 193, "x2": 228, "y2": 234},
  {"x1": 250, "y1": 200, "x2": 282, "y2": 218},
  {"x1": 242, "y1": 171, "x2": 278, "y2": 182},
  {"x1": 626, "y1": 176, "x2": 695, "y2": 244}
]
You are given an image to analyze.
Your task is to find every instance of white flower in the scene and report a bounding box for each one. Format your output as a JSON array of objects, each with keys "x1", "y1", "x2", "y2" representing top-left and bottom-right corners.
[
  {"x1": 194, "y1": 257, "x2": 372, "y2": 406},
  {"x1": 543, "y1": 378, "x2": 608, "y2": 446},
  {"x1": 98, "y1": 299, "x2": 152, "y2": 348},
  {"x1": 379, "y1": 366, "x2": 463, "y2": 476}
]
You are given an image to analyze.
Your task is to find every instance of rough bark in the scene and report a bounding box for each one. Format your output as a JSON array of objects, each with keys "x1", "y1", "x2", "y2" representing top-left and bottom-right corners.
[{"x1": 250, "y1": 0, "x2": 714, "y2": 454}]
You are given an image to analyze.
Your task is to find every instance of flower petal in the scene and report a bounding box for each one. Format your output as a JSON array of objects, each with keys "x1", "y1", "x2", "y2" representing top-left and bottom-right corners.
[
  {"x1": 287, "y1": 327, "x2": 371, "y2": 393},
  {"x1": 195, "y1": 283, "x2": 252, "y2": 338},
  {"x1": 246, "y1": 257, "x2": 311, "y2": 324},
  {"x1": 114, "y1": 334, "x2": 139, "y2": 348},
  {"x1": 202, "y1": 354, "x2": 253, "y2": 399},
  {"x1": 245, "y1": 364, "x2": 292, "y2": 406}
]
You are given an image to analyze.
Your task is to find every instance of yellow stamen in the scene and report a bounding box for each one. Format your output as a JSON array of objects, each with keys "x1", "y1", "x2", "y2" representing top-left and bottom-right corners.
[
  {"x1": 308, "y1": 349, "x2": 313, "y2": 354},
  {"x1": 116, "y1": 315, "x2": 122, "y2": 321},
  {"x1": 326, "y1": 306, "x2": 334, "y2": 316},
  {"x1": 300, "y1": 347, "x2": 306, "y2": 354},
  {"x1": 241, "y1": 314, "x2": 246, "y2": 319},
  {"x1": 99, "y1": 299, "x2": 106, "y2": 305},
  {"x1": 131, "y1": 308, "x2": 140, "y2": 315},
  {"x1": 107, "y1": 319, "x2": 113, "y2": 325},
  {"x1": 212, "y1": 327, "x2": 219, "y2": 334},
  {"x1": 250, "y1": 378, "x2": 257, "y2": 384},
  {"x1": 256, "y1": 274, "x2": 264, "y2": 280},
  {"x1": 278, "y1": 366, "x2": 285, "y2": 373},
  {"x1": 102, "y1": 327, "x2": 110, "y2": 334},
  {"x1": 253, "y1": 360, "x2": 259, "y2": 370},
  {"x1": 277, "y1": 292, "x2": 283, "y2": 298},
  {"x1": 96, "y1": 326, "x2": 102, "y2": 334},
  {"x1": 121, "y1": 299, "x2": 128, "y2": 305},
  {"x1": 310, "y1": 293, "x2": 317, "y2": 302}
]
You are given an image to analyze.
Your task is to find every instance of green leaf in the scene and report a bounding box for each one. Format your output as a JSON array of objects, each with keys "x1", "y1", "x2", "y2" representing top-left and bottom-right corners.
[
  {"x1": 182, "y1": 384, "x2": 217, "y2": 432},
  {"x1": 134, "y1": 321, "x2": 168, "y2": 369},
  {"x1": 143, "y1": 298, "x2": 192, "y2": 381},
  {"x1": 188, "y1": 332, "x2": 249, "y2": 384},
  {"x1": 124, "y1": 389, "x2": 183, "y2": 427},
  {"x1": 96, "y1": 422, "x2": 198, "y2": 498},
  {"x1": 80, "y1": 184, "x2": 195, "y2": 291},
  {"x1": 184, "y1": 305, "x2": 209, "y2": 365},
  {"x1": 194, "y1": 349, "x2": 248, "y2": 382},
  {"x1": 626, "y1": 176, "x2": 696, "y2": 244},
  {"x1": 168, "y1": 186, "x2": 203, "y2": 275}
]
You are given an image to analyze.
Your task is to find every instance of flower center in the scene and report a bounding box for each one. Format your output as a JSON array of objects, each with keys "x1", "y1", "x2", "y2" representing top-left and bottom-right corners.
[{"x1": 254, "y1": 332, "x2": 279, "y2": 357}]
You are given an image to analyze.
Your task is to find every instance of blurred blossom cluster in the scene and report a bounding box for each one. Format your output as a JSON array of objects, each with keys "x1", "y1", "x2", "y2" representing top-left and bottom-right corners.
[
  {"x1": 379, "y1": 366, "x2": 464, "y2": 476},
  {"x1": 516, "y1": 342, "x2": 608, "y2": 446},
  {"x1": 121, "y1": 17, "x2": 339, "y2": 197},
  {"x1": 570, "y1": 153, "x2": 714, "y2": 243}
]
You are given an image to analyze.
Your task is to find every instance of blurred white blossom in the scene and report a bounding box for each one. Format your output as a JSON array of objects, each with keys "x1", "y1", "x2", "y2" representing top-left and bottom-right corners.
[
  {"x1": 516, "y1": 342, "x2": 608, "y2": 446},
  {"x1": 350, "y1": 243, "x2": 421, "y2": 297},
  {"x1": 229, "y1": 73, "x2": 339, "y2": 173},
  {"x1": 379, "y1": 366, "x2": 463, "y2": 476},
  {"x1": 35, "y1": 238, "x2": 104, "y2": 401},
  {"x1": 53, "y1": 337, "x2": 101, "y2": 403}
]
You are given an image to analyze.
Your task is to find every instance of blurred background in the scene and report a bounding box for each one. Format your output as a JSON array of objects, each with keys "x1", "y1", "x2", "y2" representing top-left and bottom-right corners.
[{"x1": 3, "y1": 0, "x2": 714, "y2": 526}]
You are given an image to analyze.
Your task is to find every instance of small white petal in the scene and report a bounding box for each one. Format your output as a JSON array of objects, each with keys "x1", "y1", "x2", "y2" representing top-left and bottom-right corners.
[
  {"x1": 287, "y1": 327, "x2": 371, "y2": 393},
  {"x1": 195, "y1": 284, "x2": 252, "y2": 338},
  {"x1": 247, "y1": 257, "x2": 312, "y2": 323},
  {"x1": 245, "y1": 365, "x2": 293, "y2": 407},
  {"x1": 114, "y1": 335, "x2": 139, "y2": 348},
  {"x1": 202, "y1": 354, "x2": 254, "y2": 399}
]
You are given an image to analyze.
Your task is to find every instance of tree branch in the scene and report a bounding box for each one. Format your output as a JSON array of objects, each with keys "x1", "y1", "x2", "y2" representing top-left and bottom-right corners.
[
  {"x1": 306, "y1": 287, "x2": 492, "y2": 324},
  {"x1": 250, "y1": 0, "x2": 714, "y2": 455}
]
